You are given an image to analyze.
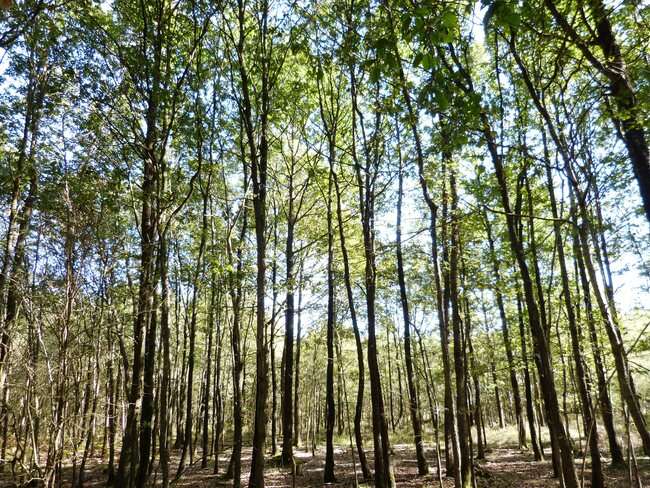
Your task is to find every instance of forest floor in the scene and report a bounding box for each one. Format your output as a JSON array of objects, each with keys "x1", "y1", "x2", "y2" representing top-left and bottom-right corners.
[{"x1": 2, "y1": 442, "x2": 648, "y2": 488}]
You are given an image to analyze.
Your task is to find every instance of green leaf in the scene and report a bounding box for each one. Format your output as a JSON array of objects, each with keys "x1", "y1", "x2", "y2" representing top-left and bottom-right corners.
[
  {"x1": 435, "y1": 89, "x2": 449, "y2": 110},
  {"x1": 421, "y1": 52, "x2": 434, "y2": 70},
  {"x1": 374, "y1": 37, "x2": 389, "y2": 53},
  {"x1": 441, "y1": 12, "x2": 457, "y2": 29},
  {"x1": 508, "y1": 12, "x2": 521, "y2": 26},
  {"x1": 369, "y1": 66, "x2": 382, "y2": 84},
  {"x1": 385, "y1": 52, "x2": 398, "y2": 70},
  {"x1": 440, "y1": 29, "x2": 455, "y2": 43}
]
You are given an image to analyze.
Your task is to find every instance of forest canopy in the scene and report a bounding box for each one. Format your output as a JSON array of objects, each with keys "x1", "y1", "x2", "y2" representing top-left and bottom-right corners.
[{"x1": 1, "y1": 0, "x2": 649, "y2": 487}]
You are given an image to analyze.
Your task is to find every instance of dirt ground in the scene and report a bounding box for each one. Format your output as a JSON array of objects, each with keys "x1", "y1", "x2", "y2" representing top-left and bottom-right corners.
[{"x1": 4, "y1": 442, "x2": 647, "y2": 487}]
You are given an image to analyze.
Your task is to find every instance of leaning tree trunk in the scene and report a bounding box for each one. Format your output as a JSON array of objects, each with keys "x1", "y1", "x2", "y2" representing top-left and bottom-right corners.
[
  {"x1": 382, "y1": 12, "x2": 461, "y2": 481},
  {"x1": 508, "y1": 33, "x2": 650, "y2": 457},
  {"x1": 349, "y1": 63, "x2": 395, "y2": 488},
  {"x1": 395, "y1": 155, "x2": 428, "y2": 475},
  {"x1": 544, "y1": 156, "x2": 603, "y2": 487},
  {"x1": 333, "y1": 167, "x2": 371, "y2": 479},
  {"x1": 483, "y1": 112, "x2": 578, "y2": 487},
  {"x1": 572, "y1": 226, "x2": 625, "y2": 466},
  {"x1": 176, "y1": 169, "x2": 210, "y2": 479}
]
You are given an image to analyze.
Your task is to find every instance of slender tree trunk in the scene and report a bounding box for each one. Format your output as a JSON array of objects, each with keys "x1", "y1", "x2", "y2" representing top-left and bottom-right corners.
[
  {"x1": 281, "y1": 181, "x2": 296, "y2": 463},
  {"x1": 176, "y1": 172, "x2": 210, "y2": 478},
  {"x1": 135, "y1": 278, "x2": 159, "y2": 488},
  {"x1": 46, "y1": 211, "x2": 75, "y2": 487},
  {"x1": 395, "y1": 149, "x2": 428, "y2": 475},
  {"x1": 484, "y1": 112, "x2": 578, "y2": 487},
  {"x1": 483, "y1": 212, "x2": 526, "y2": 449},
  {"x1": 225, "y1": 177, "x2": 247, "y2": 486},
  {"x1": 201, "y1": 277, "x2": 217, "y2": 468},
  {"x1": 293, "y1": 263, "x2": 303, "y2": 448},
  {"x1": 465, "y1": 298, "x2": 485, "y2": 461},
  {"x1": 332, "y1": 167, "x2": 371, "y2": 479},
  {"x1": 324, "y1": 136, "x2": 337, "y2": 483},
  {"x1": 386, "y1": 328, "x2": 396, "y2": 433},
  {"x1": 490, "y1": 359, "x2": 505, "y2": 430},
  {"x1": 572, "y1": 227, "x2": 625, "y2": 467},
  {"x1": 349, "y1": 63, "x2": 395, "y2": 488},
  {"x1": 238, "y1": 0, "x2": 272, "y2": 480},
  {"x1": 106, "y1": 328, "x2": 117, "y2": 484},
  {"x1": 544, "y1": 159, "x2": 603, "y2": 487},
  {"x1": 449, "y1": 171, "x2": 473, "y2": 488},
  {"x1": 158, "y1": 233, "x2": 172, "y2": 488}
]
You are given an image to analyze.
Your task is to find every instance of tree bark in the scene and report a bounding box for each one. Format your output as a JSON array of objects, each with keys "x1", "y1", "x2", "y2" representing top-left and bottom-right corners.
[
  {"x1": 544, "y1": 158, "x2": 603, "y2": 487},
  {"x1": 483, "y1": 212, "x2": 526, "y2": 449},
  {"x1": 332, "y1": 167, "x2": 371, "y2": 479},
  {"x1": 324, "y1": 133, "x2": 337, "y2": 484},
  {"x1": 395, "y1": 157, "x2": 428, "y2": 475}
]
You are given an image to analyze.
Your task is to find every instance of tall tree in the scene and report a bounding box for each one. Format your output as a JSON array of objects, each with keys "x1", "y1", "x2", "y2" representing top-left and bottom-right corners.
[{"x1": 395, "y1": 141, "x2": 428, "y2": 476}]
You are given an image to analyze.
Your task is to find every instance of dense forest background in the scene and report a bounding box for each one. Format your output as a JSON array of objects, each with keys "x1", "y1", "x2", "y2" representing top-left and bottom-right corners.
[{"x1": 1, "y1": 0, "x2": 649, "y2": 486}]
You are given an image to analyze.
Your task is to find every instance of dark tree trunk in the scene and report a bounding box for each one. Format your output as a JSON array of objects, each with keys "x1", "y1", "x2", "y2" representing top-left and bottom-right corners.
[
  {"x1": 201, "y1": 277, "x2": 217, "y2": 469},
  {"x1": 466, "y1": 304, "x2": 485, "y2": 460},
  {"x1": 225, "y1": 170, "x2": 248, "y2": 487},
  {"x1": 281, "y1": 179, "x2": 296, "y2": 463},
  {"x1": 241, "y1": 0, "x2": 272, "y2": 479},
  {"x1": 349, "y1": 62, "x2": 395, "y2": 488},
  {"x1": 332, "y1": 166, "x2": 371, "y2": 479},
  {"x1": 115, "y1": 150, "x2": 157, "y2": 488},
  {"x1": 176, "y1": 171, "x2": 210, "y2": 479},
  {"x1": 158, "y1": 234, "x2": 171, "y2": 488},
  {"x1": 544, "y1": 159, "x2": 604, "y2": 487},
  {"x1": 448, "y1": 171, "x2": 473, "y2": 488},
  {"x1": 484, "y1": 115, "x2": 578, "y2": 487},
  {"x1": 572, "y1": 227, "x2": 625, "y2": 467},
  {"x1": 135, "y1": 277, "x2": 159, "y2": 488},
  {"x1": 324, "y1": 137, "x2": 337, "y2": 484},
  {"x1": 483, "y1": 212, "x2": 527, "y2": 449},
  {"x1": 293, "y1": 263, "x2": 303, "y2": 448},
  {"x1": 395, "y1": 158, "x2": 428, "y2": 475}
]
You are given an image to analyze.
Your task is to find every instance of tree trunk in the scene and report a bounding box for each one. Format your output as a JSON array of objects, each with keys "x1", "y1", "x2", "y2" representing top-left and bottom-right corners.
[
  {"x1": 449, "y1": 170, "x2": 473, "y2": 488},
  {"x1": 395, "y1": 149, "x2": 428, "y2": 475},
  {"x1": 176, "y1": 170, "x2": 210, "y2": 478},
  {"x1": 349, "y1": 62, "x2": 395, "y2": 488},
  {"x1": 225, "y1": 172, "x2": 248, "y2": 487},
  {"x1": 465, "y1": 301, "x2": 485, "y2": 460},
  {"x1": 573, "y1": 227, "x2": 625, "y2": 467},
  {"x1": 281, "y1": 178, "x2": 296, "y2": 463},
  {"x1": 484, "y1": 112, "x2": 578, "y2": 487},
  {"x1": 483, "y1": 211, "x2": 526, "y2": 448},
  {"x1": 544, "y1": 158, "x2": 603, "y2": 487},
  {"x1": 293, "y1": 263, "x2": 303, "y2": 448},
  {"x1": 324, "y1": 137, "x2": 337, "y2": 483},
  {"x1": 202, "y1": 277, "x2": 217, "y2": 469},
  {"x1": 332, "y1": 166, "x2": 371, "y2": 479}
]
